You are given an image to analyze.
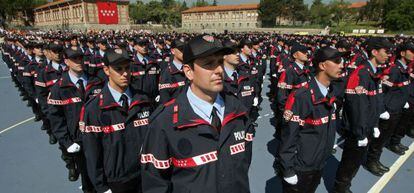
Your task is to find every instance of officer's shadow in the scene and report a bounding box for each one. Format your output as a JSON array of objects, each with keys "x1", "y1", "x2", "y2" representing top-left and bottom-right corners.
[{"x1": 265, "y1": 115, "x2": 342, "y2": 193}]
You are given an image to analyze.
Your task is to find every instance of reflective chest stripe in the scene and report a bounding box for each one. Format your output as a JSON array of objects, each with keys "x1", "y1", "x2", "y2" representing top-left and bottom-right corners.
[
  {"x1": 48, "y1": 97, "x2": 82, "y2": 105},
  {"x1": 17, "y1": 66, "x2": 25, "y2": 70},
  {"x1": 230, "y1": 142, "x2": 245, "y2": 155},
  {"x1": 241, "y1": 87, "x2": 254, "y2": 97},
  {"x1": 345, "y1": 88, "x2": 378, "y2": 96},
  {"x1": 141, "y1": 154, "x2": 171, "y2": 169},
  {"x1": 291, "y1": 114, "x2": 336, "y2": 126},
  {"x1": 35, "y1": 79, "x2": 58, "y2": 87},
  {"x1": 245, "y1": 133, "x2": 254, "y2": 141},
  {"x1": 159, "y1": 81, "x2": 186, "y2": 90},
  {"x1": 88, "y1": 62, "x2": 104, "y2": 67},
  {"x1": 171, "y1": 151, "x2": 218, "y2": 168},
  {"x1": 133, "y1": 118, "x2": 149, "y2": 127},
  {"x1": 383, "y1": 79, "x2": 410, "y2": 87},
  {"x1": 132, "y1": 71, "x2": 145, "y2": 76}
]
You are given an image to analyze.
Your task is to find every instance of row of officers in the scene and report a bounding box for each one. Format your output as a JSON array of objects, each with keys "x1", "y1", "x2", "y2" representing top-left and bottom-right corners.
[{"x1": 1, "y1": 32, "x2": 414, "y2": 193}]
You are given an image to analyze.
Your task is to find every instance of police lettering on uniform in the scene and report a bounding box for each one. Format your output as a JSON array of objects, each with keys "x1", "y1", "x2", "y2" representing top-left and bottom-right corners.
[{"x1": 141, "y1": 35, "x2": 254, "y2": 193}]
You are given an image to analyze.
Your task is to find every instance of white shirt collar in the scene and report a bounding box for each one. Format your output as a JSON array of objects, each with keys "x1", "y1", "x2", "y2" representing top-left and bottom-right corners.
[
  {"x1": 107, "y1": 83, "x2": 132, "y2": 106},
  {"x1": 187, "y1": 87, "x2": 225, "y2": 123}
]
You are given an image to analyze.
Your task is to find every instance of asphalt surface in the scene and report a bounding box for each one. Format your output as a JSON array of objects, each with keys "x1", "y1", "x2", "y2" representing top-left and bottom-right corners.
[{"x1": 0, "y1": 57, "x2": 413, "y2": 193}]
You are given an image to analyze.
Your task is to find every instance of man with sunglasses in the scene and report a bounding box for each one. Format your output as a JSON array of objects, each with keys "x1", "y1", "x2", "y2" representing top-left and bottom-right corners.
[
  {"x1": 141, "y1": 35, "x2": 254, "y2": 193},
  {"x1": 48, "y1": 47, "x2": 103, "y2": 192},
  {"x1": 333, "y1": 38, "x2": 393, "y2": 193},
  {"x1": 279, "y1": 47, "x2": 343, "y2": 193}
]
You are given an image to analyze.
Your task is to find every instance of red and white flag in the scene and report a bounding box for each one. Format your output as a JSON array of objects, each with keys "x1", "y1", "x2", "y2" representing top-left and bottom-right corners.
[{"x1": 97, "y1": 1, "x2": 118, "y2": 24}]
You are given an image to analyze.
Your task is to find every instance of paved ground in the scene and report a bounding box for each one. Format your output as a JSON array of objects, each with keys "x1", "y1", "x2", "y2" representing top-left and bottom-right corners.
[{"x1": 0, "y1": 57, "x2": 412, "y2": 193}]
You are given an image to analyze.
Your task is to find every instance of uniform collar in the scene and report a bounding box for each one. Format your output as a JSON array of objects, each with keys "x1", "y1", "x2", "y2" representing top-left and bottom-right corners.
[
  {"x1": 224, "y1": 66, "x2": 237, "y2": 81},
  {"x1": 240, "y1": 53, "x2": 248, "y2": 63},
  {"x1": 99, "y1": 84, "x2": 149, "y2": 111},
  {"x1": 68, "y1": 70, "x2": 87, "y2": 87},
  {"x1": 172, "y1": 59, "x2": 183, "y2": 71},
  {"x1": 186, "y1": 87, "x2": 225, "y2": 123},
  {"x1": 309, "y1": 78, "x2": 336, "y2": 106},
  {"x1": 107, "y1": 83, "x2": 132, "y2": 106},
  {"x1": 99, "y1": 50, "x2": 105, "y2": 57},
  {"x1": 367, "y1": 60, "x2": 377, "y2": 74},
  {"x1": 314, "y1": 77, "x2": 328, "y2": 97},
  {"x1": 397, "y1": 60, "x2": 408, "y2": 70},
  {"x1": 295, "y1": 61, "x2": 304, "y2": 70}
]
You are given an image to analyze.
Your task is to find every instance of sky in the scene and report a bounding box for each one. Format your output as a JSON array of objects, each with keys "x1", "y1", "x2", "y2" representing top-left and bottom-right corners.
[{"x1": 134, "y1": 0, "x2": 366, "y2": 5}]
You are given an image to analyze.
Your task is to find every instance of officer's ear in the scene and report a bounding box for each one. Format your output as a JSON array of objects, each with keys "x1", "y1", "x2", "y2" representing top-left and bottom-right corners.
[
  {"x1": 103, "y1": 65, "x2": 110, "y2": 77},
  {"x1": 183, "y1": 64, "x2": 194, "y2": 81},
  {"x1": 318, "y1": 61, "x2": 327, "y2": 72}
]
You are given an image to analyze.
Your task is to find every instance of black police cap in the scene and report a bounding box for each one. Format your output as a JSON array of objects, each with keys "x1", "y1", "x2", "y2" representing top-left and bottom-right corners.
[
  {"x1": 398, "y1": 42, "x2": 414, "y2": 52},
  {"x1": 103, "y1": 48, "x2": 132, "y2": 67},
  {"x1": 64, "y1": 47, "x2": 83, "y2": 60},
  {"x1": 171, "y1": 38, "x2": 186, "y2": 50},
  {"x1": 313, "y1": 47, "x2": 342, "y2": 65},
  {"x1": 49, "y1": 43, "x2": 64, "y2": 53},
  {"x1": 133, "y1": 38, "x2": 149, "y2": 46},
  {"x1": 367, "y1": 37, "x2": 393, "y2": 51},
  {"x1": 239, "y1": 39, "x2": 253, "y2": 48},
  {"x1": 290, "y1": 43, "x2": 308, "y2": 56},
  {"x1": 182, "y1": 35, "x2": 233, "y2": 64}
]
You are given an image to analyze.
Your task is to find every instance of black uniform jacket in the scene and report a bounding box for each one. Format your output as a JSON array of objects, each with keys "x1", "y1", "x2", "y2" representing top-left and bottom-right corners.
[
  {"x1": 279, "y1": 78, "x2": 337, "y2": 177},
  {"x1": 141, "y1": 89, "x2": 254, "y2": 193},
  {"x1": 80, "y1": 85, "x2": 153, "y2": 193},
  {"x1": 158, "y1": 61, "x2": 188, "y2": 104},
  {"x1": 381, "y1": 60, "x2": 410, "y2": 114},
  {"x1": 48, "y1": 72, "x2": 104, "y2": 148},
  {"x1": 343, "y1": 61, "x2": 382, "y2": 140}
]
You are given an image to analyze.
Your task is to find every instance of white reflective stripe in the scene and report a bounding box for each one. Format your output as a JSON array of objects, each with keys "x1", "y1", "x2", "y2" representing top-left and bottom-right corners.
[
  {"x1": 192, "y1": 151, "x2": 218, "y2": 165},
  {"x1": 245, "y1": 133, "x2": 254, "y2": 141},
  {"x1": 345, "y1": 88, "x2": 378, "y2": 96},
  {"x1": 81, "y1": 123, "x2": 126, "y2": 133},
  {"x1": 17, "y1": 66, "x2": 25, "y2": 70},
  {"x1": 133, "y1": 118, "x2": 149, "y2": 127},
  {"x1": 47, "y1": 97, "x2": 82, "y2": 105},
  {"x1": 159, "y1": 81, "x2": 186, "y2": 90},
  {"x1": 290, "y1": 114, "x2": 336, "y2": 126},
  {"x1": 89, "y1": 62, "x2": 104, "y2": 67},
  {"x1": 22, "y1": 72, "x2": 32, "y2": 77},
  {"x1": 34, "y1": 81, "x2": 46, "y2": 87},
  {"x1": 230, "y1": 142, "x2": 246, "y2": 155},
  {"x1": 141, "y1": 154, "x2": 171, "y2": 169},
  {"x1": 132, "y1": 71, "x2": 145, "y2": 76}
]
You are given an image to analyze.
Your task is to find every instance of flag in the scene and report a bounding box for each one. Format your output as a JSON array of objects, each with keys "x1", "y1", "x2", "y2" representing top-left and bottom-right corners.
[{"x1": 97, "y1": 1, "x2": 118, "y2": 24}]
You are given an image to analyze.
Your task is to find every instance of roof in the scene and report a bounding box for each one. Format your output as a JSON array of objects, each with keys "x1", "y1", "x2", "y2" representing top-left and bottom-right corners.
[
  {"x1": 35, "y1": 0, "x2": 73, "y2": 10},
  {"x1": 349, "y1": 2, "x2": 367, "y2": 9},
  {"x1": 182, "y1": 4, "x2": 259, "y2": 14}
]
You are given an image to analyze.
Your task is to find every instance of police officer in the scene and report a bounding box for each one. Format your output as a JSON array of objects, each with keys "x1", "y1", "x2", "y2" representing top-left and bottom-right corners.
[
  {"x1": 35, "y1": 43, "x2": 67, "y2": 144},
  {"x1": 333, "y1": 38, "x2": 393, "y2": 193},
  {"x1": 158, "y1": 38, "x2": 188, "y2": 104},
  {"x1": 141, "y1": 35, "x2": 254, "y2": 193},
  {"x1": 89, "y1": 38, "x2": 108, "y2": 81},
  {"x1": 387, "y1": 42, "x2": 414, "y2": 150},
  {"x1": 400, "y1": 42, "x2": 414, "y2": 138},
  {"x1": 279, "y1": 47, "x2": 343, "y2": 193},
  {"x1": 81, "y1": 48, "x2": 153, "y2": 193},
  {"x1": 48, "y1": 47, "x2": 102, "y2": 191}
]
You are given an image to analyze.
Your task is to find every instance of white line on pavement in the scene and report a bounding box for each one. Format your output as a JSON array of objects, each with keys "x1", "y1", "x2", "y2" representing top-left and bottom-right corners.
[
  {"x1": 0, "y1": 116, "x2": 35, "y2": 135},
  {"x1": 0, "y1": 76, "x2": 11, "y2": 79},
  {"x1": 368, "y1": 141, "x2": 414, "y2": 193}
]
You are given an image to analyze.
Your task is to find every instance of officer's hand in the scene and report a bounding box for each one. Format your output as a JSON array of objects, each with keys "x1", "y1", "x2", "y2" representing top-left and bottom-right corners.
[
  {"x1": 373, "y1": 127, "x2": 381, "y2": 138},
  {"x1": 35, "y1": 98, "x2": 39, "y2": 104},
  {"x1": 67, "y1": 143, "x2": 81, "y2": 153},
  {"x1": 358, "y1": 138, "x2": 368, "y2": 147},
  {"x1": 155, "y1": 95, "x2": 160, "y2": 103},
  {"x1": 379, "y1": 111, "x2": 390, "y2": 120},
  {"x1": 270, "y1": 55, "x2": 276, "y2": 58},
  {"x1": 284, "y1": 175, "x2": 298, "y2": 185},
  {"x1": 253, "y1": 97, "x2": 259, "y2": 106},
  {"x1": 404, "y1": 102, "x2": 410, "y2": 109},
  {"x1": 272, "y1": 74, "x2": 277, "y2": 78},
  {"x1": 103, "y1": 189, "x2": 112, "y2": 193}
]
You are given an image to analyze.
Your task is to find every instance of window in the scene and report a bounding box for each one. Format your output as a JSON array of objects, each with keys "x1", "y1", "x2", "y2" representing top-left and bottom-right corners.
[
  {"x1": 239, "y1": 23, "x2": 242, "y2": 27},
  {"x1": 247, "y1": 23, "x2": 249, "y2": 27}
]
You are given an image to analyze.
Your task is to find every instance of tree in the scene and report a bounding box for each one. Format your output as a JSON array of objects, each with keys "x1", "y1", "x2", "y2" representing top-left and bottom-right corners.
[
  {"x1": 259, "y1": 0, "x2": 287, "y2": 27},
  {"x1": 328, "y1": 0, "x2": 350, "y2": 26},
  {"x1": 288, "y1": 0, "x2": 308, "y2": 25},
  {"x1": 384, "y1": 0, "x2": 414, "y2": 31},
  {"x1": 309, "y1": 0, "x2": 331, "y2": 26},
  {"x1": 0, "y1": 0, "x2": 48, "y2": 27},
  {"x1": 192, "y1": 0, "x2": 210, "y2": 7}
]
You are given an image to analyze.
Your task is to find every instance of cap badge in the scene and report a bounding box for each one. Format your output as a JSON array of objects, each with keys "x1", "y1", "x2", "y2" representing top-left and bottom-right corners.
[{"x1": 203, "y1": 35, "x2": 214, "y2": 43}]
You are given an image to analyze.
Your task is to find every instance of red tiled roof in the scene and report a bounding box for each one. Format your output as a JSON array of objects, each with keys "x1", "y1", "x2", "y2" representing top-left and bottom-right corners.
[
  {"x1": 349, "y1": 2, "x2": 367, "y2": 9},
  {"x1": 182, "y1": 4, "x2": 259, "y2": 14}
]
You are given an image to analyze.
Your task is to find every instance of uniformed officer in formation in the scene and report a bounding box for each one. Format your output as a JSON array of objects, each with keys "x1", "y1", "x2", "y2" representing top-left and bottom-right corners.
[{"x1": 1, "y1": 29, "x2": 414, "y2": 193}]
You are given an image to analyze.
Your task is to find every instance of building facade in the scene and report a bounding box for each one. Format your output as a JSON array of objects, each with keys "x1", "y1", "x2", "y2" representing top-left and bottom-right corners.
[
  {"x1": 181, "y1": 4, "x2": 261, "y2": 32},
  {"x1": 34, "y1": 0, "x2": 130, "y2": 30}
]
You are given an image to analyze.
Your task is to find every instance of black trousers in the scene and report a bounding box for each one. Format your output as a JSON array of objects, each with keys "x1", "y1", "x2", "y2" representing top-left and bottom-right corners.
[
  {"x1": 61, "y1": 146, "x2": 95, "y2": 191},
  {"x1": 367, "y1": 113, "x2": 402, "y2": 162},
  {"x1": 397, "y1": 107, "x2": 414, "y2": 137},
  {"x1": 108, "y1": 177, "x2": 141, "y2": 193},
  {"x1": 333, "y1": 137, "x2": 368, "y2": 192},
  {"x1": 282, "y1": 170, "x2": 322, "y2": 193}
]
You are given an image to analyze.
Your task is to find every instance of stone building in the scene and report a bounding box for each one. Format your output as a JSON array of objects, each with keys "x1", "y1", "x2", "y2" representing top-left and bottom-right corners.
[
  {"x1": 181, "y1": 4, "x2": 261, "y2": 33},
  {"x1": 34, "y1": 0, "x2": 130, "y2": 30}
]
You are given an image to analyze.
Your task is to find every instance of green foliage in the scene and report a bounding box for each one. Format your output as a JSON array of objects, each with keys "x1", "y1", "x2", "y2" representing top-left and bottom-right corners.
[
  {"x1": 384, "y1": 0, "x2": 414, "y2": 31},
  {"x1": 0, "y1": 0, "x2": 47, "y2": 27},
  {"x1": 129, "y1": 0, "x2": 187, "y2": 27},
  {"x1": 192, "y1": 0, "x2": 210, "y2": 7}
]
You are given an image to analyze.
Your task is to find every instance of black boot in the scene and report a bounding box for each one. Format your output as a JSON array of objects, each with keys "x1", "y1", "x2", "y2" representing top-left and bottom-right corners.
[
  {"x1": 34, "y1": 114, "x2": 42, "y2": 122},
  {"x1": 407, "y1": 129, "x2": 414, "y2": 138},
  {"x1": 49, "y1": 134, "x2": 57, "y2": 144},
  {"x1": 386, "y1": 144, "x2": 406, "y2": 155},
  {"x1": 68, "y1": 168, "x2": 79, "y2": 181},
  {"x1": 397, "y1": 143, "x2": 409, "y2": 151},
  {"x1": 375, "y1": 161, "x2": 390, "y2": 172},
  {"x1": 363, "y1": 161, "x2": 385, "y2": 177}
]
